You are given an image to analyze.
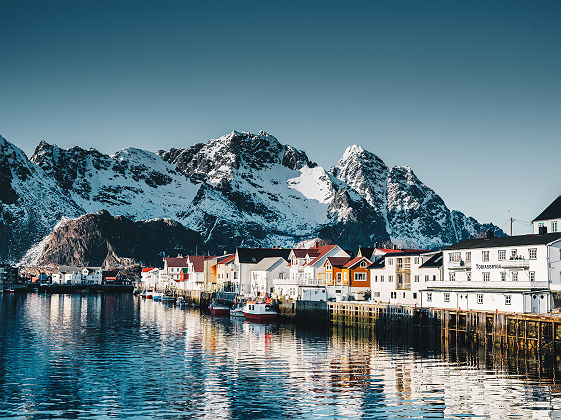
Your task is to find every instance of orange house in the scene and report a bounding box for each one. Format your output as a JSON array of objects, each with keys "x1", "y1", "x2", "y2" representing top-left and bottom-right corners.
[{"x1": 323, "y1": 256, "x2": 371, "y2": 298}]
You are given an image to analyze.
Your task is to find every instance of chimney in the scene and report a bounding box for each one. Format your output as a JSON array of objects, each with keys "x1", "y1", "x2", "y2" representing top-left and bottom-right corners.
[
  {"x1": 539, "y1": 225, "x2": 548, "y2": 235},
  {"x1": 486, "y1": 230, "x2": 494, "y2": 239},
  {"x1": 223, "y1": 250, "x2": 227, "y2": 255},
  {"x1": 392, "y1": 244, "x2": 397, "y2": 250},
  {"x1": 375, "y1": 242, "x2": 380, "y2": 249},
  {"x1": 315, "y1": 240, "x2": 319, "y2": 248}
]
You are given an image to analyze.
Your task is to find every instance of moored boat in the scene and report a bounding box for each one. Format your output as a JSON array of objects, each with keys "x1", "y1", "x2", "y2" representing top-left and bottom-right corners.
[
  {"x1": 243, "y1": 301, "x2": 278, "y2": 322},
  {"x1": 4, "y1": 287, "x2": 15, "y2": 294},
  {"x1": 145, "y1": 291, "x2": 153, "y2": 299},
  {"x1": 161, "y1": 295, "x2": 175, "y2": 303},
  {"x1": 152, "y1": 292, "x2": 162, "y2": 301},
  {"x1": 230, "y1": 303, "x2": 245, "y2": 318},
  {"x1": 209, "y1": 299, "x2": 230, "y2": 316}
]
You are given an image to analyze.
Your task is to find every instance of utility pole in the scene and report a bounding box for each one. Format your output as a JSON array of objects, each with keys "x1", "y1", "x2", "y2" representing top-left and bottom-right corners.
[{"x1": 510, "y1": 217, "x2": 513, "y2": 236}]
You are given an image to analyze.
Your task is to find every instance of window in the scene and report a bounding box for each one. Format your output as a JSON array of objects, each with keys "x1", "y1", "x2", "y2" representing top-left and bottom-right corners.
[
  {"x1": 465, "y1": 252, "x2": 471, "y2": 262},
  {"x1": 529, "y1": 271, "x2": 535, "y2": 282},
  {"x1": 498, "y1": 250, "x2": 506, "y2": 261},
  {"x1": 427, "y1": 293, "x2": 432, "y2": 302},
  {"x1": 467, "y1": 272, "x2": 472, "y2": 281},
  {"x1": 336, "y1": 273, "x2": 342, "y2": 282},
  {"x1": 403, "y1": 292, "x2": 406, "y2": 298},
  {"x1": 388, "y1": 258, "x2": 393, "y2": 265},
  {"x1": 373, "y1": 292, "x2": 380, "y2": 297},
  {"x1": 414, "y1": 275, "x2": 419, "y2": 282},
  {"x1": 343, "y1": 272, "x2": 348, "y2": 283},
  {"x1": 477, "y1": 294, "x2": 483, "y2": 304},
  {"x1": 413, "y1": 293, "x2": 417, "y2": 299},
  {"x1": 444, "y1": 293, "x2": 450, "y2": 302},
  {"x1": 433, "y1": 275, "x2": 437, "y2": 281},
  {"x1": 360, "y1": 261, "x2": 367, "y2": 268},
  {"x1": 553, "y1": 221, "x2": 558, "y2": 233},
  {"x1": 449, "y1": 252, "x2": 461, "y2": 262},
  {"x1": 529, "y1": 248, "x2": 537, "y2": 260},
  {"x1": 391, "y1": 292, "x2": 396, "y2": 299},
  {"x1": 414, "y1": 257, "x2": 419, "y2": 264},
  {"x1": 482, "y1": 251, "x2": 489, "y2": 262},
  {"x1": 538, "y1": 222, "x2": 544, "y2": 227},
  {"x1": 374, "y1": 275, "x2": 378, "y2": 282},
  {"x1": 501, "y1": 272, "x2": 506, "y2": 281},
  {"x1": 511, "y1": 249, "x2": 517, "y2": 258},
  {"x1": 389, "y1": 275, "x2": 393, "y2": 282},
  {"x1": 425, "y1": 275, "x2": 429, "y2": 282},
  {"x1": 381, "y1": 275, "x2": 384, "y2": 282},
  {"x1": 512, "y1": 272, "x2": 518, "y2": 281},
  {"x1": 505, "y1": 295, "x2": 511, "y2": 305},
  {"x1": 354, "y1": 272, "x2": 367, "y2": 282},
  {"x1": 449, "y1": 272, "x2": 455, "y2": 281},
  {"x1": 483, "y1": 272, "x2": 490, "y2": 282}
]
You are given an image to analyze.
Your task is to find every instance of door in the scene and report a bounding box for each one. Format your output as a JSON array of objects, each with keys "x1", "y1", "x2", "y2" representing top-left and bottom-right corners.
[{"x1": 531, "y1": 294, "x2": 539, "y2": 313}]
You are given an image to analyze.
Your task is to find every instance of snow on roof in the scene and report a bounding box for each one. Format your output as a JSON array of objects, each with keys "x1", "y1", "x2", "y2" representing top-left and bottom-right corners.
[
  {"x1": 251, "y1": 257, "x2": 287, "y2": 272},
  {"x1": 342, "y1": 256, "x2": 370, "y2": 269}
]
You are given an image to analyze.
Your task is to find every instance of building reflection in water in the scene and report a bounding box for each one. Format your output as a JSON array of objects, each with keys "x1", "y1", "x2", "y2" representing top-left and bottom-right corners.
[{"x1": 1, "y1": 294, "x2": 561, "y2": 418}]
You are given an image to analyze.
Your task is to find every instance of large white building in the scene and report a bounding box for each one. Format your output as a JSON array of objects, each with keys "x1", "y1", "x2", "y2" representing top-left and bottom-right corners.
[
  {"x1": 420, "y1": 232, "x2": 561, "y2": 313},
  {"x1": 51, "y1": 266, "x2": 102, "y2": 285},
  {"x1": 234, "y1": 248, "x2": 292, "y2": 296},
  {"x1": 369, "y1": 251, "x2": 441, "y2": 306},
  {"x1": 532, "y1": 195, "x2": 561, "y2": 234},
  {"x1": 249, "y1": 257, "x2": 289, "y2": 297}
]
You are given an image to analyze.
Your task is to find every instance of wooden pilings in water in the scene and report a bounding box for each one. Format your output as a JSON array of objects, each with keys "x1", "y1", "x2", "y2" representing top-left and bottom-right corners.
[{"x1": 328, "y1": 302, "x2": 561, "y2": 348}]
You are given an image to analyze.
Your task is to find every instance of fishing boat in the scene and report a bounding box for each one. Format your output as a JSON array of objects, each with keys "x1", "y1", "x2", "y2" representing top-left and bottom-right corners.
[
  {"x1": 230, "y1": 303, "x2": 245, "y2": 318},
  {"x1": 145, "y1": 291, "x2": 153, "y2": 299},
  {"x1": 209, "y1": 299, "x2": 230, "y2": 316},
  {"x1": 243, "y1": 301, "x2": 278, "y2": 322},
  {"x1": 152, "y1": 292, "x2": 162, "y2": 301},
  {"x1": 176, "y1": 297, "x2": 187, "y2": 306},
  {"x1": 140, "y1": 290, "x2": 147, "y2": 299},
  {"x1": 4, "y1": 287, "x2": 15, "y2": 294}
]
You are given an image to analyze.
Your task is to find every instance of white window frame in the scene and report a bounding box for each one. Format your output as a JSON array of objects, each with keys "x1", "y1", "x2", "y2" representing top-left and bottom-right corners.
[
  {"x1": 444, "y1": 293, "x2": 450, "y2": 303},
  {"x1": 498, "y1": 250, "x2": 506, "y2": 261},
  {"x1": 529, "y1": 248, "x2": 537, "y2": 260},
  {"x1": 477, "y1": 294, "x2": 483, "y2": 304},
  {"x1": 505, "y1": 295, "x2": 511, "y2": 305},
  {"x1": 482, "y1": 251, "x2": 489, "y2": 262},
  {"x1": 427, "y1": 292, "x2": 432, "y2": 302},
  {"x1": 483, "y1": 272, "x2": 490, "y2": 282}
]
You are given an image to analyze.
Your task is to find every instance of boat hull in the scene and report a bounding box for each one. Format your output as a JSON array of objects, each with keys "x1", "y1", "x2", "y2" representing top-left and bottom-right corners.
[
  {"x1": 243, "y1": 312, "x2": 278, "y2": 322},
  {"x1": 210, "y1": 307, "x2": 230, "y2": 317}
]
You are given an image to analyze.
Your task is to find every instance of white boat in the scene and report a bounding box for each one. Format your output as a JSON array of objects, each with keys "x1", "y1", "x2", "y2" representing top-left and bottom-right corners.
[
  {"x1": 243, "y1": 301, "x2": 278, "y2": 322},
  {"x1": 152, "y1": 292, "x2": 162, "y2": 301},
  {"x1": 230, "y1": 304, "x2": 245, "y2": 318}
]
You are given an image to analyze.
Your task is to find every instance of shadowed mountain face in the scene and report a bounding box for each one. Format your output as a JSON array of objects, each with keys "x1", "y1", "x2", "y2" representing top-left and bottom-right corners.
[
  {"x1": 28, "y1": 210, "x2": 205, "y2": 268},
  {"x1": 0, "y1": 131, "x2": 504, "y2": 265}
]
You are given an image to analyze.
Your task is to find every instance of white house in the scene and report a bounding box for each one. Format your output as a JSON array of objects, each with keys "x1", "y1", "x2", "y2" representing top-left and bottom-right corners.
[
  {"x1": 533, "y1": 195, "x2": 561, "y2": 234},
  {"x1": 234, "y1": 248, "x2": 292, "y2": 296},
  {"x1": 141, "y1": 267, "x2": 159, "y2": 291},
  {"x1": 369, "y1": 251, "x2": 438, "y2": 306},
  {"x1": 216, "y1": 254, "x2": 237, "y2": 292},
  {"x1": 420, "y1": 232, "x2": 561, "y2": 313},
  {"x1": 51, "y1": 266, "x2": 102, "y2": 285},
  {"x1": 288, "y1": 244, "x2": 350, "y2": 301},
  {"x1": 249, "y1": 257, "x2": 289, "y2": 297}
]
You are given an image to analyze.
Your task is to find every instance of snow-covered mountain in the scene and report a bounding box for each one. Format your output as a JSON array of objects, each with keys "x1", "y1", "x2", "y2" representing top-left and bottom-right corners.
[{"x1": 0, "y1": 131, "x2": 503, "y2": 264}]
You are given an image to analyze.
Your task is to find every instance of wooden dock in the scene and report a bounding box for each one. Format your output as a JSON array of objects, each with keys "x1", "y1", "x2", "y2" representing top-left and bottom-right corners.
[{"x1": 328, "y1": 301, "x2": 561, "y2": 348}]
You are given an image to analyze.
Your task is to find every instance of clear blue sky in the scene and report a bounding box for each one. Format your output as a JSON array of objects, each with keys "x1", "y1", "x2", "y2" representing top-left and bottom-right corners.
[{"x1": 1, "y1": 0, "x2": 559, "y2": 234}]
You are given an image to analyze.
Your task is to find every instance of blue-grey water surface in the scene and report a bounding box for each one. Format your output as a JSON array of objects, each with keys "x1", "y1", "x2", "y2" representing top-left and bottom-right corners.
[{"x1": 1, "y1": 293, "x2": 561, "y2": 419}]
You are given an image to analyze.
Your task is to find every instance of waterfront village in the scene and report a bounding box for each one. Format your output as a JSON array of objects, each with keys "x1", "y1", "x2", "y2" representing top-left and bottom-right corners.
[{"x1": 3, "y1": 195, "x2": 561, "y2": 316}]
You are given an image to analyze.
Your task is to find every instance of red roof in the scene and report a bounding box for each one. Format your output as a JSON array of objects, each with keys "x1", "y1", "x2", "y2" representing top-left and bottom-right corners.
[
  {"x1": 325, "y1": 256, "x2": 351, "y2": 268},
  {"x1": 291, "y1": 249, "x2": 321, "y2": 259},
  {"x1": 306, "y1": 245, "x2": 338, "y2": 266},
  {"x1": 142, "y1": 267, "x2": 155, "y2": 272},
  {"x1": 342, "y1": 256, "x2": 370, "y2": 268},
  {"x1": 164, "y1": 257, "x2": 189, "y2": 267},
  {"x1": 188, "y1": 255, "x2": 206, "y2": 273},
  {"x1": 218, "y1": 254, "x2": 236, "y2": 265}
]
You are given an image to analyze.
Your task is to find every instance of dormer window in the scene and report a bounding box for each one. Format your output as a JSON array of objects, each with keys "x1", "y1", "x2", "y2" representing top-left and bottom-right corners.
[{"x1": 359, "y1": 261, "x2": 367, "y2": 268}]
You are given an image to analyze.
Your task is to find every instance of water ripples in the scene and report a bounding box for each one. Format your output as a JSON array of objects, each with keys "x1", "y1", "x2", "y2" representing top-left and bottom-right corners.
[{"x1": 1, "y1": 293, "x2": 561, "y2": 418}]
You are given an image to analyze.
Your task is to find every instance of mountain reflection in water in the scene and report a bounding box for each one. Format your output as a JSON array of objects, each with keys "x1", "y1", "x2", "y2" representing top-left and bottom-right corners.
[{"x1": 0, "y1": 293, "x2": 560, "y2": 418}]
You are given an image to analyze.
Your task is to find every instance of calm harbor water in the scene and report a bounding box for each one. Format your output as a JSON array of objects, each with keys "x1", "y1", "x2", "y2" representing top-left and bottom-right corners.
[{"x1": 1, "y1": 293, "x2": 561, "y2": 419}]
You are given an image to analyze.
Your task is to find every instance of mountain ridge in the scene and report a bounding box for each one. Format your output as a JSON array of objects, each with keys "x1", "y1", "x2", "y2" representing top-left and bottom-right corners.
[{"x1": 0, "y1": 131, "x2": 505, "y2": 265}]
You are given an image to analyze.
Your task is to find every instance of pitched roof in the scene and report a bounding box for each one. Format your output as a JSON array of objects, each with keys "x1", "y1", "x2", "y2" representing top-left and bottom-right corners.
[
  {"x1": 236, "y1": 248, "x2": 292, "y2": 264},
  {"x1": 367, "y1": 257, "x2": 385, "y2": 269},
  {"x1": 342, "y1": 256, "x2": 371, "y2": 268},
  {"x1": 188, "y1": 255, "x2": 207, "y2": 272},
  {"x1": 444, "y1": 232, "x2": 561, "y2": 251},
  {"x1": 142, "y1": 267, "x2": 155, "y2": 273},
  {"x1": 376, "y1": 248, "x2": 403, "y2": 253},
  {"x1": 325, "y1": 256, "x2": 351, "y2": 268},
  {"x1": 358, "y1": 247, "x2": 375, "y2": 259},
  {"x1": 164, "y1": 257, "x2": 189, "y2": 267},
  {"x1": 218, "y1": 254, "x2": 236, "y2": 265},
  {"x1": 291, "y1": 249, "x2": 320, "y2": 259},
  {"x1": 251, "y1": 257, "x2": 287, "y2": 272},
  {"x1": 533, "y1": 196, "x2": 561, "y2": 222},
  {"x1": 420, "y1": 252, "x2": 443, "y2": 268}
]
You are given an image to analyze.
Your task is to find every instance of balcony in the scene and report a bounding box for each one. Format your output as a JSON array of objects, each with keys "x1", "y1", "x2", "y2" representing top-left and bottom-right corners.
[
  {"x1": 448, "y1": 261, "x2": 472, "y2": 271},
  {"x1": 396, "y1": 264, "x2": 411, "y2": 273},
  {"x1": 501, "y1": 259, "x2": 530, "y2": 270}
]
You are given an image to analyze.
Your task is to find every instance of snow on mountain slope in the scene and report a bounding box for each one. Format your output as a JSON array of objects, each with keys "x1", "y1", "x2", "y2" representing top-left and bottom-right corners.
[
  {"x1": 0, "y1": 130, "x2": 505, "y2": 263},
  {"x1": 31, "y1": 141, "x2": 200, "y2": 220}
]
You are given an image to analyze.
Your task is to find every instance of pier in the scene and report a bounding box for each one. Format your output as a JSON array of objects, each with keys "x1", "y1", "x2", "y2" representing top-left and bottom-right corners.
[{"x1": 328, "y1": 301, "x2": 561, "y2": 348}]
